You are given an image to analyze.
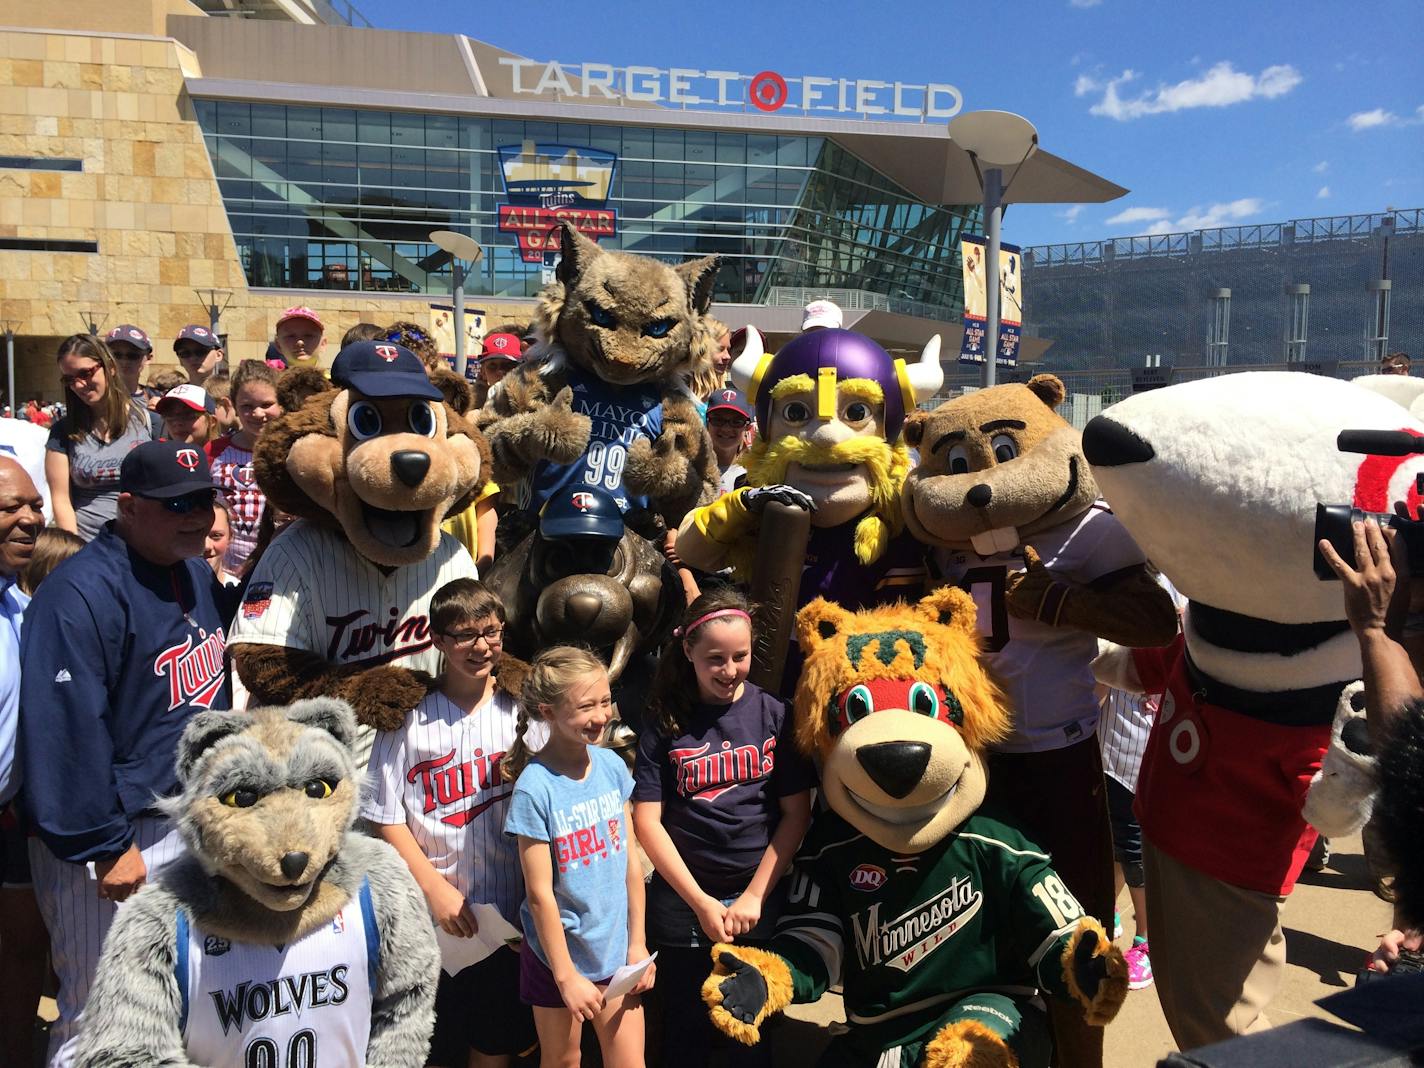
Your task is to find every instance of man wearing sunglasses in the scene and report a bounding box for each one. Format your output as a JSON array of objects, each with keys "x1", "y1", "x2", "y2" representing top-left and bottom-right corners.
[{"x1": 17, "y1": 439, "x2": 233, "y2": 1066}]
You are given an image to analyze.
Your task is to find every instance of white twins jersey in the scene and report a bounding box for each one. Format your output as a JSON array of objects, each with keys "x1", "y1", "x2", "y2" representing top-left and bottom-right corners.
[
  {"x1": 229, "y1": 520, "x2": 477, "y2": 764},
  {"x1": 363, "y1": 689, "x2": 545, "y2": 927},
  {"x1": 177, "y1": 880, "x2": 376, "y2": 1068},
  {"x1": 932, "y1": 502, "x2": 1146, "y2": 753}
]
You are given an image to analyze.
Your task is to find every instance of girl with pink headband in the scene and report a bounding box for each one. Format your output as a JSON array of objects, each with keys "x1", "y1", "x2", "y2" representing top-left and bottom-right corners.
[{"x1": 631, "y1": 588, "x2": 815, "y2": 1068}]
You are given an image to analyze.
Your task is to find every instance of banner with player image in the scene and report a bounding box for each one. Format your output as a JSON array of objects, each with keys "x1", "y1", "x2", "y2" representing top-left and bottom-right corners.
[
  {"x1": 958, "y1": 236, "x2": 1022, "y2": 367},
  {"x1": 429, "y1": 304, "x2": 486, "y2": 383}
]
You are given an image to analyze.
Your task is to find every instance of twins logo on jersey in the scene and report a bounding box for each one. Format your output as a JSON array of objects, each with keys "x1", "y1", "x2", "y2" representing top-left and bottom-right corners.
[
  {"x1": 669, "y1": 738, "x2": 776, "y2": 802},
  {"x1": 407, "y1": 748, "x2": 509, "y2": 827},
  {"x1": 155, "y1": 627, "x2": 227, "y2": 711},
  {"x1": 326, "y1": 607, "x2": 432, "y2": 664},
  {"x1": 850, "y1": 875, "x2": 983, "y2": 973}
]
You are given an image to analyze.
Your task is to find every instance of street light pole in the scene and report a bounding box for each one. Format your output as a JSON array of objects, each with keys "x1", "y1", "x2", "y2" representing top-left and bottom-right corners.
[
  {"x1": 982, "y1": 166, "x2": 1004, "y2": 389},
  {"x1": 2, "y1": 323, "x2": 16, "y2": 419},
  {"x1": 429, "y1": 230, "x2": 484, "y2": 379}
]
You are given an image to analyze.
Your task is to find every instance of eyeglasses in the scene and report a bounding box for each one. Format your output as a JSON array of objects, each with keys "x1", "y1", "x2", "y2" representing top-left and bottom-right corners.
[
  {"x1": 157, "y1": 490, "x2": 217, "y2": 514},
  {"x1": 60, "y1": 364, "x2": 103, "y2": 387},
  {"x1": 708, "y1": 415, "x2": 750, "y2": 429},
  {"x1": 442, "y1": 625, "x2": 505, "y2": 648}
]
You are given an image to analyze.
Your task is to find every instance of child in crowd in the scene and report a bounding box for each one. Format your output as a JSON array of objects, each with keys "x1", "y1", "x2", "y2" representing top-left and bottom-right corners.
[
  {"x1": 1099, "y1": 685, "x2": 1155, "y2": 990},
  {"x1": 206, "y1": 360, "x2": 282, "y2": 577},
  {"x1": 145, "y1": 368, "x2": 186, "y2": 405},
  {"x1": 203, "y1": 499, "x2": 240, "y2": 587},
  {"x1": 173, "y1": 325, "x2": 224, "y2": 388},
  {"x1": 18, "y1": 528, "x2": 84, "y2": 596},
  {"x1": 273, "y1": 306, "x2": 326, "y2": 368},
  {"x1": 703, "y1": 388, "x2": 754, "y2": 495},
  {"x1": 341, "y1": 322, "x2": 386, "y2": 347},
  {"x1": 155, "y1": 384, "x2": 216, "y2": 446},
  {"x1": 632, "y1": 590, "x2": 814, "y2": 1068},
  {"x1": 503, "y1": 647, "x2": 653, "y2": 1068},
  {"x1": 203, "y1": 376, "x2": 239, "y2": 435},
  {"x1": 366, "y1": 580, "x2": 538, "y2": 1068}
]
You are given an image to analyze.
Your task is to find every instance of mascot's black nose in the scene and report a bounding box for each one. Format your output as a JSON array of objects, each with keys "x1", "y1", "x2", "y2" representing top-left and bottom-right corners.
[
  {"x1": 566, "y1": 592, "x2": 603, "y2": 629},
  {"x1": 856, "y1": 741, "x2": 931, "y2": 800},
  {"x1": 391, "y1": 450, "x2": 431, "y2": 488},
  {"x1": 965, "y1": 484, "x2": 993, "y2": 509},
  {"x1": 280, "y1": 851, "x2": 310, "y2": 880},
  {"x1": 1082, "y1": 416, "x2": 1155, "y2": 467}
]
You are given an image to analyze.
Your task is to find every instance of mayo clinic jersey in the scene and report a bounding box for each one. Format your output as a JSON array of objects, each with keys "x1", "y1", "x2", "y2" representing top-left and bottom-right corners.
[
  {"x1": 176, "y1": 879, "x2": 377, "y2": 1068},
  {"x1": 514, "y1": 363, "x2": 663, "y2": 514},
  {"x1": 932, "y1": 503, "x2": 1146, "y2": 753},
  {"x1": 769, "y1": 810, "x2": 1086, "y2": 1051},
  {"x1": 228, "y1": 520, "x2": 477, "y2": 764},
  {"x1": 363, "y1": 689, "x2": 547, "y2": 926}
]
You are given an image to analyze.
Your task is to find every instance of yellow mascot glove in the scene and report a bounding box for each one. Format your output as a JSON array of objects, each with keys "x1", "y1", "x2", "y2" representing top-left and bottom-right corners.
[
  {"x1": 1062, "y1": 917, "x2": 1128, "y2": 1027},
  {"x1": 701, "y1": 943, "x2": 795, "y2": 1047}
]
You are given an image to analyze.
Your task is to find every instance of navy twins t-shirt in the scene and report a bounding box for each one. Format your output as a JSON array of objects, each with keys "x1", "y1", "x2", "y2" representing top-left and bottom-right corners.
[{"x1": 633, "y1": 682, "x2": 816, "y2": 896}]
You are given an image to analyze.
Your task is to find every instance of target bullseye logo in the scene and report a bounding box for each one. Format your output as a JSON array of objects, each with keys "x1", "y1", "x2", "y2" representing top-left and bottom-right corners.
[{"x1": 748, "y1": 70, "x2": 788, "y2": 112}]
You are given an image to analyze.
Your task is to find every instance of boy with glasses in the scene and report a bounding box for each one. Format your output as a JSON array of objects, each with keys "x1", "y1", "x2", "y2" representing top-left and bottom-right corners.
[
  {"x1": 104, "y1": 325, "x2": 156, "y2": 405},
  {"x1": 365, "y1": 578, "x2": 541, "y2": 1068},
  {"x1": 705, "y1": 388, "x2": 754, "y2": 494},
  {"x1": 172, "y1": 325, "x2": 224, "y2": 388}
]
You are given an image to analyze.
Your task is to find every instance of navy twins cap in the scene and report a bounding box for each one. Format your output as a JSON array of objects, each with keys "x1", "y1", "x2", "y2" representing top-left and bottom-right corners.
[
  {"x1": 105, "y1": 325, "x2": 152, "y2": 352},
  {"x1": 539, "y1": 486, "x2": 625, "y2": 540},
  {"x1": 120, "y1": 440, "x2": 216, "y2": 499},
  {"x1": 331, "y1": 340, "x2": 442, "y2": 400},
  {"x1": 175, "y1": 324, "x2": 221, "y2": 351},
  {"x1": 706, "y1": 387, "x2": 753, "y2": 421}
]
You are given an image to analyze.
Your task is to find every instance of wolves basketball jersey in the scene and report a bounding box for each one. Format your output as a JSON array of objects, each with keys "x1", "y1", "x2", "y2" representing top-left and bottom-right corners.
[{"x1": 177, "y1": 879, "x2": 378, "y2": 1068}]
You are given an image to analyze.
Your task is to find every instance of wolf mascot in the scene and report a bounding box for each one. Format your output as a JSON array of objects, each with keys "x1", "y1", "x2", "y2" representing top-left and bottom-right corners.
[
  {"x1": 701, "y1": 589, "x2": 1127, "y2": 1068},
  {"x1": 74, "y1": 699, "x2": 439, "y2": 1066}
]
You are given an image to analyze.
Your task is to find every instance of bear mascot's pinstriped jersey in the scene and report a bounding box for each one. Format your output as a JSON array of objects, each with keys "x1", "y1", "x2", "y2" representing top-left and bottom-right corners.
[
  {"x1": 73, "y1": 698, "x2": 438, "y2": 1067},
  {"x1": 700, "y1": 588, "x2": 1127, "y2": 1068}
]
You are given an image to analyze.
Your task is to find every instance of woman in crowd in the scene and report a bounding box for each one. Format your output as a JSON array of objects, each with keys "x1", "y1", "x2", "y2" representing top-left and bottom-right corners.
[{"x1": 45, "y1": 334, "x2": 156, "y2": 540}]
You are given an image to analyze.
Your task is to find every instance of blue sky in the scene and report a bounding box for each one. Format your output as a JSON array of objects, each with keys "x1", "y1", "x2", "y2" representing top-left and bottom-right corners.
[{"x1": 359, "y1": 0, "x2": 1422, "y2": 247}]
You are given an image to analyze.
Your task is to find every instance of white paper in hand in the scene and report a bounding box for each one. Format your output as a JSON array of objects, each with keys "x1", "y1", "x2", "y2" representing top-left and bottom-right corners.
[
  {"x1": 435, "y1": 903, "x2": 525, "y2": 976},
  {"x1": 603, "y1": 952, "x2": 658, "y2": 1001}
]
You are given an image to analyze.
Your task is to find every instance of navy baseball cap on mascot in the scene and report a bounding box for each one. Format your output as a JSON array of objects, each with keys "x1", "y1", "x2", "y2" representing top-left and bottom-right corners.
[
  {"x1": 331, "y1": 340, "x2": 442, "y2": 400},
  {"x1": 540, "y1": 486, "x2": 625, "y2": 540}
]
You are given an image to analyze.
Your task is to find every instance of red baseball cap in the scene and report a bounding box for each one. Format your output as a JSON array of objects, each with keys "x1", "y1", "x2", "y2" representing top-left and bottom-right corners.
[
  {"x1": 276, "y1": 306, "x2": 324, "y2": 330},
  {"x1": 481, "y1": 333, "x2": 522, "y2": 361}
]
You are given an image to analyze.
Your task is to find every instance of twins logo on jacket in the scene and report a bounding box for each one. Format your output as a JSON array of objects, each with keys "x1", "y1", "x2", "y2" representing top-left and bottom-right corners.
[{"x1": 155, "y1": 627, "x2": 227, "y2": 711}]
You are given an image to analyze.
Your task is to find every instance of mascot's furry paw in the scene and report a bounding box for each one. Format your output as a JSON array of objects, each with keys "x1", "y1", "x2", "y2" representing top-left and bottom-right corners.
[
  {"x1": 701, "y1": 944, "x2": 794, "y2": 1046},
  {"x1": 1004, "y1": 546, "x2": 1071, "y2": 626},
  {"x1": 529, "y1": 387, "x2": 592, "y2": 465},
  {"x1": 1303, "y1": 681, "x2": 1377, "y2": 838},
  {"x1": 624, "y1": 400, "x2": 713, "y2": 513},
  {"x1": 1062, "y1": 917, "x2": 1128, "y2": 1027},
  {"x1": 923, "y1": 1020, "x2": 1020, "y2": 1068},
  {"x1": 275, "y1": 366, "x2": 332, "y2": 414},
  {"x1": 353, "y1": 666, "x2": 435, "y2": 732}
]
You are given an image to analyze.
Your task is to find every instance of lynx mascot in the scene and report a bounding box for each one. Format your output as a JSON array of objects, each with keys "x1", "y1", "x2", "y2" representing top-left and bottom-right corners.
[
  {"x1": 675, "y1": 329, "x2": 942, "y2": 688},
  {"x1": 702, "y1": 589, "x2": 1127, "y2": 1068},
  {"x1": 73, "y1": 699, "x2": 439, "y2": 1067},
  {"x1": 1083, "y1": 371, "x2": 1424, "y2": 1049},
  {"x1": 482, "y1": 221, "x2": 722, "y2": 526}
]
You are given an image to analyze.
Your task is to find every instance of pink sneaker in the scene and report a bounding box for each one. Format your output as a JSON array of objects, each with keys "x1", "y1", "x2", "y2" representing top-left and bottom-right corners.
[{"x1": 1125, "y1": 939, "x2": 1153, "y2": 990}]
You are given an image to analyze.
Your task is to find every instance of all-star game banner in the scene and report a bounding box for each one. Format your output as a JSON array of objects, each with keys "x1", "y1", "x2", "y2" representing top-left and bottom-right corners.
[
  {"x1": 429, "y1": 304, "x2": 486, "y2": 382},
  {"x1": 958, "y1": 236, "x2": 1022, "y2": 367}
]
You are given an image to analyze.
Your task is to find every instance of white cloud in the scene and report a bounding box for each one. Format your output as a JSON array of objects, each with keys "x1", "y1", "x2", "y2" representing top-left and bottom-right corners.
[
  {"x1": 1106, "y1": 205, "x2": 1170, "y2": 225},
  {"x1": 1313, "y1": 160, "x2": 1329, "y2": 174},
  {"x1": 1069, "y1": 0, "x2": 1102, "y2": 7},
  {"x1": 1078, "y1": 61, "x2": 1302, "y2": 120},
  {"x1": 1317, "y1": 185, "x2": 1331, "y2": 199},
  {"x1": 1108, "y1": 198, "x2": 1266, "y2": 235},
  {"x1": 1058, "y1": 204, "x2": 1086, "y2": 223},
  {"x1": 1348, "y1": 104, "x2": 1424, "y2": 131}
]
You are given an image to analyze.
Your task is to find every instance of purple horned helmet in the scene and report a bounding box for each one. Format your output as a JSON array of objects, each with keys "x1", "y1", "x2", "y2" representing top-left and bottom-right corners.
[{"x1": 727, "y1": 328, "x2": 943, "y2": 442}]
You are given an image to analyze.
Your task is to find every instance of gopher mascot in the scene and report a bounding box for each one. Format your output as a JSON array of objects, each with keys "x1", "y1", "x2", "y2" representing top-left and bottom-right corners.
[
  {"x1": 73, "y1": 698, "x2": 439, "y2": 1067},
  {"x1": 482, "y1": 221, "x2": 722, "y2": 527},
  {"x1": 1082, "y1": 371, "x2": 1424, "y2": 1049},
  {"x1": 229, "y1": 340, "x2": 488, "y2": 763},
  {"x1": 901, "y1": 375, "x2": 1176, "y2": 1068},
  {"x1": 701, "y1": 589, "x2": 1127, "y2": 1068}
]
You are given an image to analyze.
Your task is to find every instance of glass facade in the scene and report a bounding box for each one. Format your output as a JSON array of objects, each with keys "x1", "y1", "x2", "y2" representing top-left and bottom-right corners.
[{"x1": 191, "y1": 99, "x2": 979, "y2": 313}]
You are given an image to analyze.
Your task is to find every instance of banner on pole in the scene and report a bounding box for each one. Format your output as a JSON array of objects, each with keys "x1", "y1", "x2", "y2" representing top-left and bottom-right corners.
[
  {"x1": 429, "y1": 304, "x2": 486, "y2": 382},
  {"x1": 958, "y1": 235, "x2": 1022, "y2": 366}
]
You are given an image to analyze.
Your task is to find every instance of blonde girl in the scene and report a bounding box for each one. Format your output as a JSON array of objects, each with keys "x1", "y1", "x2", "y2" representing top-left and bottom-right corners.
[
  {"x1": 206, "y1": 359, "x2": 283, "y2": 575},
  {"x1": 503, "y1": 647, "x2": 653, "y2": 1068}
]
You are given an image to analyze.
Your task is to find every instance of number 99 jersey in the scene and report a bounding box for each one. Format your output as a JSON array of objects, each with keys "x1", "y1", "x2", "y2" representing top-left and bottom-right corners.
[
  {"x1": 767, "y1": 809, "x2": 1089, "y2": 1055},
  {"x1": 516, "y1": 364, "x2": 664, "y2": 514},
  {"x1": 176, "y1": 879, "x2": 378, "y2": 1068}
]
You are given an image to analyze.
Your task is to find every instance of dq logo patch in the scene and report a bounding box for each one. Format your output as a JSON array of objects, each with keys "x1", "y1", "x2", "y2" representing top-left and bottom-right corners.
[
  {"x1": 374, "y1": 344, "x2": 400, "y2": 363},
  {"x1": 850, "y1": 864, "x2": 887, "y2": 892},
  {"x1": 242, "y1": 581, "x2": 274, "y2": 620}
]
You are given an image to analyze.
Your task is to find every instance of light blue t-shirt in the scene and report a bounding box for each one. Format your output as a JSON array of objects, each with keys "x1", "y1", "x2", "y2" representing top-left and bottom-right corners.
[{"x1": 504, "y1": 745, "x2": 633, "y2": 981}]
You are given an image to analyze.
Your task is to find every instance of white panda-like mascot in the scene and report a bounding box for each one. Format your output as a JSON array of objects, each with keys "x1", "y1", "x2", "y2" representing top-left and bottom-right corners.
[{"x1": 1080, "y1": 371, "x2": 1424, "y2": 1051}]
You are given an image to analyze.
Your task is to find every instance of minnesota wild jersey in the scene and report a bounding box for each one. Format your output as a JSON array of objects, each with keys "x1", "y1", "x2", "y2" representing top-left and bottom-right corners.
[{"x1": 771, "y1": 808, "x2": 1086, "y2": 1061}]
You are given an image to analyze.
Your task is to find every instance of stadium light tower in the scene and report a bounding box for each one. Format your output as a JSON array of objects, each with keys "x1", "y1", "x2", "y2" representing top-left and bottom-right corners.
[
  {"x1": 948, "y1": 111, "x2": 1038, "y2": 388},
  {"x1": 430, "y1": 230, "x2": 484, "y2": 378}
]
